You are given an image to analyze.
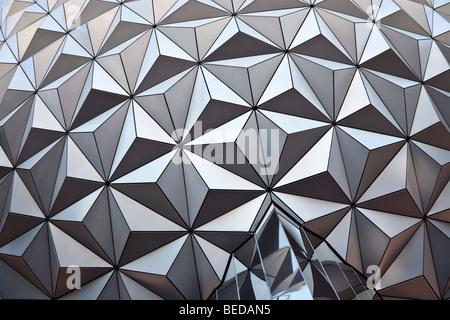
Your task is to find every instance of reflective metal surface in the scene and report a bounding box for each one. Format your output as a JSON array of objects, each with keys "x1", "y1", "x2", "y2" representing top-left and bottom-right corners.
[{"x1": 0, "y1": 0, "x2": 448, "y2": 300}]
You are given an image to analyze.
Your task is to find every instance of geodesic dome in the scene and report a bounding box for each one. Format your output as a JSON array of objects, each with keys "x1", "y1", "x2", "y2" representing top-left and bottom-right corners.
[{"x1": 0, "y1": 0, "x2": 448, "y2": 300}]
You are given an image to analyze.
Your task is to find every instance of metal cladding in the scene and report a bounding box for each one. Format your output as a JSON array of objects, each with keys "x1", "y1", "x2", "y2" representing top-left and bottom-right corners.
[
  {"x1": 214, "y1": 206, "x2": 380, "y2": 300},
  {"x1": 0, "y1": 0, "x2": 448, "y2": 300}
]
